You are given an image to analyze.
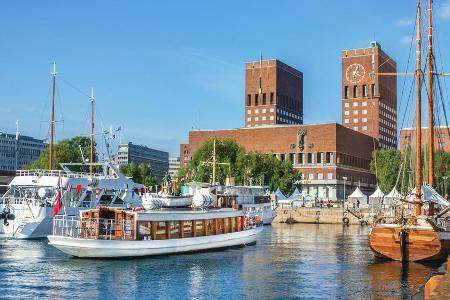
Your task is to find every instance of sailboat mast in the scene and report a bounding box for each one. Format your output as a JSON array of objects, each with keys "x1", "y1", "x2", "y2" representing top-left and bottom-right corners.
[
  {"x1": 212, "y1": 139, "x2": 216, "y2": 185},
  {"x1": 415, "y1": 0, "x2": 423, "y2": 215},
  {"x1": 49, "y1": 62, "x2": 56, "y2": 170},
  {"x1": 90, "y1": 88, "x2": 95, "y2": 174},
  {"x1": 427, "y1": 0, "x2": 434, "y2": 186}
]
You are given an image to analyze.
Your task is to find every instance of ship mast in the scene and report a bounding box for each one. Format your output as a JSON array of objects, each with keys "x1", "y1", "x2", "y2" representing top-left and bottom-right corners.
[
  {"x1": 415, "y1": 0, "x2": 423, "y2": 216},
  {"x1": 49, "y1": 62, "x2": 56, "y2": 170},
  {"x1": 90, "y1": 88, "x2": 95, "y2": 174},
  {"x1": 427, "y1": 0, "x2": 435, "y2": 215},
  {"x1": 212, "y1": 139, "x2": 216, "y2": 185}
]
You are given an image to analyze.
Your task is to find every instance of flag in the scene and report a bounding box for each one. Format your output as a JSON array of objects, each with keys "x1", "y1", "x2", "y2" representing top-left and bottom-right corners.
[
  {"x1": 76, "y1": 184, "x2": 82, "y2": 193},
  {"x1": 95, "y1": 187, "x2": 100, "y2": 199},
  {"x1": 66, "y1": 183, "x2": 72, "y2": 193},
  {"x1": 52, "y1": 177, "x2": 62, "y2": 217},
  {"x1": 180, "y1": 175, "x2": 185, "y2": 181}
]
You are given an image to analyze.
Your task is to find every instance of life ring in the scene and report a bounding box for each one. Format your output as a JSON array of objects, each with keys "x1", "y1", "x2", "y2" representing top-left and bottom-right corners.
[
  {"x1": 316, "y1": 210, "x2": 321, "y2": 216},
  {"x1": 342, "y1": 217, "x2": 350, "y2": 225}
]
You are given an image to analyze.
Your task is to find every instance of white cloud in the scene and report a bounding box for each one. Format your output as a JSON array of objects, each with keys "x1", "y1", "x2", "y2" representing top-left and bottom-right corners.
[
  {"x1": 400, "y1": 35, "x2": 413, "y2": 45},
  {"x1": 396, "y1": 18, "x2": 414, "y2": 27},
  {"x1": 440, "y1": 0, "x2": 450, "y2": 20}
]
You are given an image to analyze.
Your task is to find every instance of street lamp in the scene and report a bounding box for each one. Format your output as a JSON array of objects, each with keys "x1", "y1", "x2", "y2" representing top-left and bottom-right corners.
[{"x1": 342, "y1": 176, "x2": 348, "y2": 208}]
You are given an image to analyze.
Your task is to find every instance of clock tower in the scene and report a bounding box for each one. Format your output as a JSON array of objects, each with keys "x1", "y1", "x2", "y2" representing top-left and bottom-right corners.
[{"x1": 341, "y1": 41, "x2": 397, "y2": 149}]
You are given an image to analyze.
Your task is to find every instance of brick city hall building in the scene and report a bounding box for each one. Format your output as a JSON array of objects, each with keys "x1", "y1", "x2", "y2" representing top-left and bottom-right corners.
[{"x1": 180, "y1": 42, "x2": 397, "y2": 200}]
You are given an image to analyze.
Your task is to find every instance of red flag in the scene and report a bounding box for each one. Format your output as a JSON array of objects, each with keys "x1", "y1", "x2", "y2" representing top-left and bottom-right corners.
[
  {"x1": 76, "y1": 184, "x2": 81, "y2": 193},
  {"x1": 95, "y1": 187, "x2": 100, "y2": 199},
  {"x1": 52, "y1": 177, "x2": 62, "y2": 217}
]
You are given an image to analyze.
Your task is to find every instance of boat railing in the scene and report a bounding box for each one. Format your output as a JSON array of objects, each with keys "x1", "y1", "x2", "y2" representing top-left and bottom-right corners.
[
  {"x1": 2, "y1": 196, "x2": 49, "y2": 206},
  {"x1": 53, "y1": 215, "x2": 135, "y2": 240},
  {"x1": 15, "y1": 169, "x2": 110, "y2": 179}
]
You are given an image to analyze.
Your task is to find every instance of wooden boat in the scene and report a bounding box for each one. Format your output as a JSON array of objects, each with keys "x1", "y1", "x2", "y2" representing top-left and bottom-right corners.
[
  {"x1": 369, "y1": 0, "x2": 450, "y2": 262},
  {"x1": 47, "y1": 206, "x2": 262, "y2": 258}
]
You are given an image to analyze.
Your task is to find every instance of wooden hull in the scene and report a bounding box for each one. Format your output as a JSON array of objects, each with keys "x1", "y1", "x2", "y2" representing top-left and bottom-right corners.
[{"x1": 369, "y1": 225, "x2": 450, "y2": 262}]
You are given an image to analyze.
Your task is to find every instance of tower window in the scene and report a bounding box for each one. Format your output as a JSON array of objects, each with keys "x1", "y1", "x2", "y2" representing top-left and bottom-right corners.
[
  {"x1": 270, "y1": 92, "x2": 274, "y2": 104},
  {"x1": 371, "y1": 84, "x2": 376, "y2": 96},
  {"x1": 262, "y1": 93, "x2": 266, "y2": 105},
  {"x1": 255, "y1": 94, "x2": 259, "y2": 106},
  {"x1": 247, "y1": 94, "x2": 251, "y2": 106},
  {"x1": 362, "y1": 85, "x2": 367, "y2": 97},
  {"x1": 353, "y1": 85, "x2": 358, "y2": 98},
  {"x1": 344, "y1": 86, "x2": 349, "y2": 99}
]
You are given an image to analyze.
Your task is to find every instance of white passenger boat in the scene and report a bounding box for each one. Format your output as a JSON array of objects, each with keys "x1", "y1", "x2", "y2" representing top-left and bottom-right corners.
[
  {"x1": 0, "y1": 162, "x2": 143, "y2": 239},
  {"x1": 48, "y1": 206, "x2": 263, "y2": 258},
  {"x1": 142, "y1": 193, "x2": 192, "y2": 209}
]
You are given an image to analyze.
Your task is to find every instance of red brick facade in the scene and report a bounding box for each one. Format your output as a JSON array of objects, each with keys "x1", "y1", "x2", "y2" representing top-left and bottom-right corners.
[
  {"x1": 342, "y1": 42, "x2": 397, "y2": 149},
  {"x1": 399, "y1": 127, "x2": 450, "y2": 152},
  {"x1": 245, "y1": 59, "x2": 303, "y2": 127}
]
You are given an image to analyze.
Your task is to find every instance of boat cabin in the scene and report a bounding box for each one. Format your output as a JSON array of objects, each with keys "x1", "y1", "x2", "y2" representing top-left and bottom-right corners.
[{"x1": 76, "y1": 206, "x2": 254, "y2": 241}]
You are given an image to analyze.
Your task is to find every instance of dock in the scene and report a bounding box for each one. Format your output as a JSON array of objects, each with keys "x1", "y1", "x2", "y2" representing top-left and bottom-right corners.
[{"x1": 274, "y1": 207, "x2": 373, "y2": 225}]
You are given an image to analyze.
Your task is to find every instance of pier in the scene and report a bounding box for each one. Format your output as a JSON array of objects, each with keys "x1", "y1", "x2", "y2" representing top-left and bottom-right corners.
[{"x1": 275, "y1": 207, "x2": 372, "y2": 225}]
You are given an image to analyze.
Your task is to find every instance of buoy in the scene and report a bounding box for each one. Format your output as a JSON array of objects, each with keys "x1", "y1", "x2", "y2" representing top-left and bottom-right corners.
[{"x1": 342, "y1": 217, "x2": 350, "y2": 225}]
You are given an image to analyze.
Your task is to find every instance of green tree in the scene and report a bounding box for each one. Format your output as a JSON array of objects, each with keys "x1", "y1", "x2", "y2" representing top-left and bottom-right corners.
[
  {"x1": 178, "y1": 138, "x2": 301, "y2": 195},
  {"x1": 27, "y1": 136, "x2": 96, "y2": 170},
  {"x1": 120, "y1": 162, "x2": 156, "y2": 187},
  {"x1": 370, "y1": 149, "x2": 402, "y2": 193},
  {"x1": 433, "y1": 150, "x2": 450, "y2": 195}
]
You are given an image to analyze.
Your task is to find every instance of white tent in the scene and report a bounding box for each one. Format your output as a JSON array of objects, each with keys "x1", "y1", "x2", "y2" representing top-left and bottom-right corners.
[
  {"x1": 347, "y1": 187, "x2": 368, "y2": 206},
  {"x1": 384, "y1": 187, "x2": 402, "y2": 205},
  {"x1": 275, "y1": 188, "x2": 292, "y2": 207},
  {"x1": 407, "y1": 186, "x2": 450, "y2": 207},
  {"x1": 289, "y1": 188, "x2": 302, "y2": 200},
  {"x1": 274, "y1": 188, "x2": 287, "y2": 200},
  {"x1": 369, "y1": 186, "x2": 385, "y2": 205}
]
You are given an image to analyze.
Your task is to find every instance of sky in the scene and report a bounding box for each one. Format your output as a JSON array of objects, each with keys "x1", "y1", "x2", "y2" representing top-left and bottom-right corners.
[{"x1": 1, "y1": 0, "x2": 450, "y2": 156}]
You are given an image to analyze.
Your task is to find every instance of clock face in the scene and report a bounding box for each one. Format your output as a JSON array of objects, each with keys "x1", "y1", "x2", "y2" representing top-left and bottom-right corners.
[{"x1": 345, "y1": 63, "x2": 366, "y2": 84}]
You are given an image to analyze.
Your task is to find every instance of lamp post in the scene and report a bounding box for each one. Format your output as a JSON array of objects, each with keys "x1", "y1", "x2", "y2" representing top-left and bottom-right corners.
[{"x1": 342, "y1": 176, "x2": 348, "y2": 208}]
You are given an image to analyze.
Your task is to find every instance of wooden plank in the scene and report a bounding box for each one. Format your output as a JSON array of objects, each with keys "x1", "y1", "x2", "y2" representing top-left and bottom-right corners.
[
  {"x1": 165, "y1": 221, "x2": 171, "y2": 239},
  {"x1": 192, "y1": 220, "x2": 196, "y2": 237},
  {"x1": 203, "y1": 219, "x2": 207, "y2": 236},
  {"x1": 179, "y1": 220, "x2": 184, "y2": 238}
]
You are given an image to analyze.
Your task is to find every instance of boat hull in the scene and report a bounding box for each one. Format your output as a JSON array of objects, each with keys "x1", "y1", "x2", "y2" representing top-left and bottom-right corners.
[
  {"x1": 369, "y1": 225, "x2": 450, "y2": 262},
  {"x1": 48, "y1": 226, "x2": 263, "y2": 258}
]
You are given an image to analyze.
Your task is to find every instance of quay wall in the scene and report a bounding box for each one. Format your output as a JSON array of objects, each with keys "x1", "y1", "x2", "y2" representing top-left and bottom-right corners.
[{"x1": 275, "y1": 207, "x2": 373, "y2": 225}]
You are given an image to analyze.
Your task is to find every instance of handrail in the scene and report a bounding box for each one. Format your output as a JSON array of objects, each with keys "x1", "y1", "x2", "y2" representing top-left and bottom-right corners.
[{"x1": 15, "y1": 169, "x2": 114, "y2": 179}]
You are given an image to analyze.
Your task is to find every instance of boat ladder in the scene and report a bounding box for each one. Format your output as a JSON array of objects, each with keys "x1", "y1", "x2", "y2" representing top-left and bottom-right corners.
[
  {"x1": 346, "y1": 208, "x2": 363, "y2": 220},
  {"x1": 13, "y1": 215, "x2": 31, "y2": 236}
]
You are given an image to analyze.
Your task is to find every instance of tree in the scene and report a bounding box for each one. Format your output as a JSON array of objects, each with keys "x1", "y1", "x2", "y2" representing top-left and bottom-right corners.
[
  {"x1": 433, "y1": 150, "x2": 450, "y2": 195},
  {"x1": 120, "y1": 162, "x2": 156, "y2": 187},
  {"x1": 178, "y1": 138, "x2": 301, "y2": 195},
  {"x1": 27, "y1": 136, "x2": 96, "y2": 170},
  {"x1": 370, "y1": 149, "x2": 402, "y2": 193}
]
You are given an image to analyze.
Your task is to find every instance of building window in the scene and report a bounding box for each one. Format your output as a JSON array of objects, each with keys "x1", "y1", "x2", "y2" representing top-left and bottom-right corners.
[
  {"x1": 262, "y1": 93, "x2": 266, "y2": 105},
  {"x1": 261, "y1": 108, "x2": 266, "y2": 113},
  {"x1": 289, "y1": 153, "x2": 295, "y2": 163},
  {"x1": 344, "y1": 102, "x2": 349, "y2": 108},
  {"x1": 270, "y1": 108, "x2": 274, "y2": 113},
  {"x1": 255, "y1": 109, "x2": 259, "y2": 114},
  {"x1": 255, "y1": 94, "x2": 259, "y2": 106},
  {"x1": 353, "y1": 118, "x2": 358, "y2": 123},
  {"x1": 353, "y1": 85, "x2": 358, "y2": 98},
  {"x1": 344, "y1": 119, "x2": 349, "y2": 124},
  {"x1": 353, "y1": 110, "x2": 358, "y2": 115},
  {"x1": 317, "y1": 152, "x2": 324, "y2": 164},
  {"x1": 362, "y1": 101, "x2": 367, "y2": 106},
  {"x1": 327, "y1": 173, "x2": 333, "y2": 180},
  {"x1": 270, "y1": 116, "x2": 274, "y2": 120},
  {"x1": 255, "y1": 117, "x2": 259, "y2": 121},
  {"x1": 371, "y1": 84, "x2": 376, "y2": 96},
  {"x1": 318, "y1": 173, "x2": 323, "y2": 180},
  {"x1": 247, "y1": 117, "x2": 251, "y2": 122},
  {"x1": 344, "y1": 86, "x2": 349, "y2": 99},
  {"x1": 344, "y1": 111, "x2": 349, "y2": 116},
  {"x1": 247, "y1": 110, "x2": 251, "y2": 115},
  {"x1": 362, "y1": 110, "x2": 367, "y2": 115},
  {"x1": 298, "y1": 153, "x2": 304, "y2": 164},
  {"x1": 262, "y1": 116, "x2": 266, "y2": 121},
  {"x1": 362, "y1": 126, "x2": 367, "y2": 131},
  {"x1": 280, "y1": 154, "x2": 285, "y2": 161},
  {"x1": 326, "y1": 152, "x2": 334, "y2": 163},
  {"x1": 353, "y1": 102, "x2": 358, "y2": 107},
  {"x1": 270, "y1": 92, "x2": 274, "y2": 104},
  {"x1": 307, "y1": 153, "x2": 314, "y2": 164},
  {"x1": 353, "y1": 126, "x2": 358, "y2": 131},
  {"x1": 362, "y1": 117, "x2": 367, "y2": 122},
  {"x1": 362, "y1": 85, "x2": 367, "y2": 97},
  {"x1": 308, "y1": 173, "x2": 314, "y2": 180}
]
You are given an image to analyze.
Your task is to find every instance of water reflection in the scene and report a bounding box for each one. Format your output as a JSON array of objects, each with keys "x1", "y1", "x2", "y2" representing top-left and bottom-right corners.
[{"x1": 0, "y1": 225, "x2": 439, "y2": 299}]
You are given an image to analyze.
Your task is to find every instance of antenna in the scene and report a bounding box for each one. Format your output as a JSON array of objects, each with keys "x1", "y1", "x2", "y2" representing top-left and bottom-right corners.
[
  {"x1": 90, "y1": 88, "x2": 95, "y2": 174},
  {"x1": 259, "y1": 51, "x2": 262, "y2": 94},
  {"x1": 49, "y1": 62, "x2": 57, "y2": 170}
]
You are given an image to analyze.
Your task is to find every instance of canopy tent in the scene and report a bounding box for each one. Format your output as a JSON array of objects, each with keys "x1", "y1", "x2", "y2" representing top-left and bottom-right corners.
[
  {"x1": 384, "y1": 187, "x2": 402, "y2": 205},
  {"x1": 406, "y1": 186, "x2": 450, "y2": 207},
  {"x1": 369, "y1": 187, "x2": 385, "y2": 205},
  {"x1": 288, "y1": 188, "x2": 302, "y2": 200},
  {"x1": 347, "y1": 187, "x2": 368, "y2": 205},
  {"x1": 274, "y1": 188, "x2": 287, "y2": 200}
]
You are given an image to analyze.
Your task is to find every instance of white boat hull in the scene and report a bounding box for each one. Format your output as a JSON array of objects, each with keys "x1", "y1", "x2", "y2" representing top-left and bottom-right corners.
[
  {"x1": 0, "y1": 204, "x2": 81, "y2": 239},
  {"x1": 48, "y1": 226, "x2": 263, "y2": 258}
]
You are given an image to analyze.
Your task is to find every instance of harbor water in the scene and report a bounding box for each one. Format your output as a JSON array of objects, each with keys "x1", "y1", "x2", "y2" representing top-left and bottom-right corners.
[{"x1": 0, "y1": 224, "x2": 439, "y2": 299}]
